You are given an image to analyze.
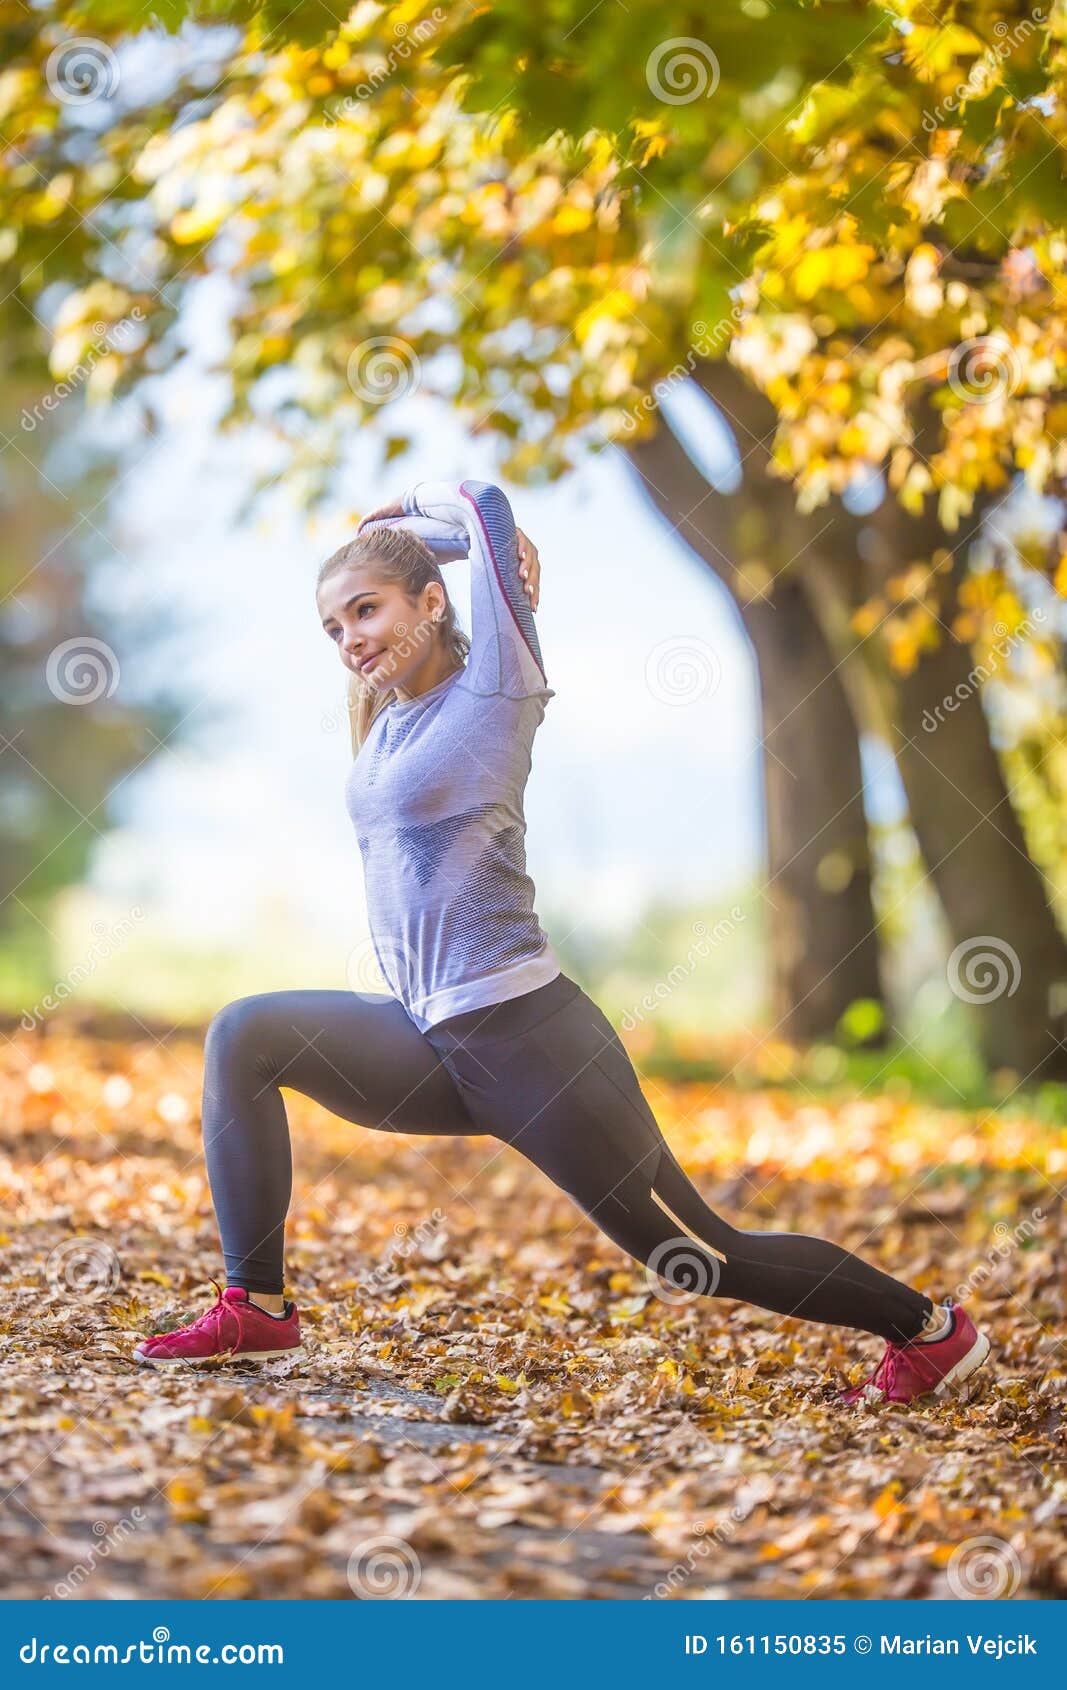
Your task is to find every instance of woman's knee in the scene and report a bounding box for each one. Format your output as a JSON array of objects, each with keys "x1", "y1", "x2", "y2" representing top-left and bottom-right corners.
[{"x1": 204, "y1": 994, "x2": 283, "y2": 1077}]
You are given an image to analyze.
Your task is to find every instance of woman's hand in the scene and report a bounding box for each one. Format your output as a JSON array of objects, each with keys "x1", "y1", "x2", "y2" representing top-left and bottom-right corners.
[
  {"x1": 358, "y1": 501, "x2": 404, "y2": 530},
  {"x1": 516, "y1": 528, "x2": 540, "y2": 611},
  {"x1": 360, "y1": 499, "x2": 540, "y2": 611}
]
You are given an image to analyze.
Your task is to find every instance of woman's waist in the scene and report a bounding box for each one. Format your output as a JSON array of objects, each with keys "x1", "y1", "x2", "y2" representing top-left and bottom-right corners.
[{"x1": 424, "y1": 968, "x2": 582, "y2": 1048}]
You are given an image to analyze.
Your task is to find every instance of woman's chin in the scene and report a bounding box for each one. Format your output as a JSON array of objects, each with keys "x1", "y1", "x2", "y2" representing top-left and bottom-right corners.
[{"x1": 355, "y1": 658, "x2": 393, "y2": 687}]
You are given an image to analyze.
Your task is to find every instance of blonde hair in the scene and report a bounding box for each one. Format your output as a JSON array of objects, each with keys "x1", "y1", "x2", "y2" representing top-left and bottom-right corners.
[{"x1": 318, "y1": 523, "x2": 470, "y2": 756}]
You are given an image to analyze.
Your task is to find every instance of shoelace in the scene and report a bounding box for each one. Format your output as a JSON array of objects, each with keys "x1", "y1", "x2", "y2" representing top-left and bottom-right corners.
[
  {"x1": 866, "y1": 1332, "x2": 946, "y2": 1399},
  {"x1": 147, "y1": 1278, "x2": 248, "y2": 1352}
]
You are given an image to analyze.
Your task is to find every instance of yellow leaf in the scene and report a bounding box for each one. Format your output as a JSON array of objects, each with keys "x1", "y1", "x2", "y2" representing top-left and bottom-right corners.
[
  {"x1": 165, "y1": 1477, "x2": 209, "y2": 1520},
  {"x1": 608, "y1": 1295, "x2": 648, "y2": 1323},
  {"x1": 559, "y1": 1390, "x2": 591, "y2": 1417},
  {"x1": 793, "y1": 242, "x2": 874, "y2": 301},
  {"x1": 873, "y1": 1482, "x2": 902, "y2": 1520},
  {"x1": 553, "y1": 204, "x2": 592, "y2": 235},
  {"x1": 171, "y1": 205, "x2": 225, "y2": 245},
  {"x1": 537, "y1": 1292, "x2": 572, "y2": 1316}
]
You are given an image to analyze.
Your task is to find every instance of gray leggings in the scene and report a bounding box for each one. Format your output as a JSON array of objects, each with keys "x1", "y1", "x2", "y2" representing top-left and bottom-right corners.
[{"x1": 201, "y1": 971, "x2": 932, "y2": 1342}]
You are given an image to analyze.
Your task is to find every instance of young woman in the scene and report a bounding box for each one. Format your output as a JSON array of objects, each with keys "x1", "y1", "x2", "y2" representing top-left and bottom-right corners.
[{"x1": 135, "y1": 479, "x2": 991, "y2": 1407}]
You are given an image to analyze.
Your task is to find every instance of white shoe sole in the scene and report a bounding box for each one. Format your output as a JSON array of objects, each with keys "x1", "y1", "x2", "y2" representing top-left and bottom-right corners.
[
  {"x1": 133, "y1": 1344, "x2": 304, "y2": 1367},
  {"x1": 932, "y1": 1330, "x2": 991, "y2": 1396},
  {"x1": 849, "y1": 1330, "x2": 992, "y2": 1406}
]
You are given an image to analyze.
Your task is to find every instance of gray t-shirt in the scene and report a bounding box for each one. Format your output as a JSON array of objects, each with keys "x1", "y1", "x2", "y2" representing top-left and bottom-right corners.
[{"x1": 344, "y1": 480, "x2": 561, "y2": 1031}]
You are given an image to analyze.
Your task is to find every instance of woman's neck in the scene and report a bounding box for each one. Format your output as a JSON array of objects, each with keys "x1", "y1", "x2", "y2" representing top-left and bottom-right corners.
[{"x1": 394, "y1": 650, "x2": 464, "y2": 703}]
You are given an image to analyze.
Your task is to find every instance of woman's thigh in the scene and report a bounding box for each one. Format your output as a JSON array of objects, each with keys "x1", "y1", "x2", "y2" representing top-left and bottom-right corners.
[
  {"x1": 427, "y1": 981, "x2": 669, "y2": 1202},
  {"x1": 434, "y1": 999, "x2": 733, "y2": 1282},
  {"x1": 207, "y1": 988, "x2": 485, "y2": 1137}
]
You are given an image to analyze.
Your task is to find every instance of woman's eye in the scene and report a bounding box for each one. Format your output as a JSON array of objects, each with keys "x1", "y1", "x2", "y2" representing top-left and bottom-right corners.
[{"x1": 358, "y1": 603, "x2": 375, "y2": 618}]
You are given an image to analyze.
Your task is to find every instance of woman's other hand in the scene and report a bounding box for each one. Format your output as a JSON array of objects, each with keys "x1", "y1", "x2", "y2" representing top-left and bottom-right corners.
[
  {"x1": 516, "y1": 528, "x2": 540, "y2": 611},
  {"x1": 358, "y1": 501, "x2": 404, "y2": 530},
  {"x1": 359, "y1": 500, "x2": 540, "y2": 611}
]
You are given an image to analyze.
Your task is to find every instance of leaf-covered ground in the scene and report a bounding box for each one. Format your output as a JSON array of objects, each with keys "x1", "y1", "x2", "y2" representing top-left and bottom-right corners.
[{"x1": 1, "y1": 1019, "x2": 1065, "y2": 1601}]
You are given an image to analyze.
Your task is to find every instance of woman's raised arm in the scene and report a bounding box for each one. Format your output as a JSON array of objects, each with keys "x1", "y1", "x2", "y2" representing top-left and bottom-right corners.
[{"x1": 362, "y1": 481, "x2": 551, "y2": 702}]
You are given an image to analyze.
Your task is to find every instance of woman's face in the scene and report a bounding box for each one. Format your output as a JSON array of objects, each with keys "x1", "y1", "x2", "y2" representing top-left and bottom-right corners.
[{"x1": 318, "y1": 561, "x2": 444, "y2": 691}]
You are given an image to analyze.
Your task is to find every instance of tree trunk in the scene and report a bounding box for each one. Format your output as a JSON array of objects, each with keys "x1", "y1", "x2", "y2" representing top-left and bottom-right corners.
[
  {"x1": 701, "y1": 367, "x2": 1067, "y2": 1076},
  {"x1": 629, "y1": 417, "x2": 883, "y2": 1043},
  {"x1": 875, "y1": 477, "x2": 1067, "y2": 1079},
  {"x1": 752, "y1": 580, "x2": 881, "y2": 1040},
  {"x1": 631, "y1": 364, "x2": 1067, "y2": 1072}
]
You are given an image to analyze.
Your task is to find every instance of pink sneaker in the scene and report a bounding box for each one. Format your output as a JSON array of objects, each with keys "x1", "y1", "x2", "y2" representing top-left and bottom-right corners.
[
  {"x1": 839, "y1": 1298, "x2": 991, "y2": 1406},
  {"x1": 134, "y1": 1281, "x2": 302, "y2": 1366}
]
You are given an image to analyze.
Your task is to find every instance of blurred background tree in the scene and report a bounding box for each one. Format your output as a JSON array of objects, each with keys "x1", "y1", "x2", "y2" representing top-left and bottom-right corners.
[{"x1": 0, "y1": 378, "x2": 183, "y2": 1007}]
